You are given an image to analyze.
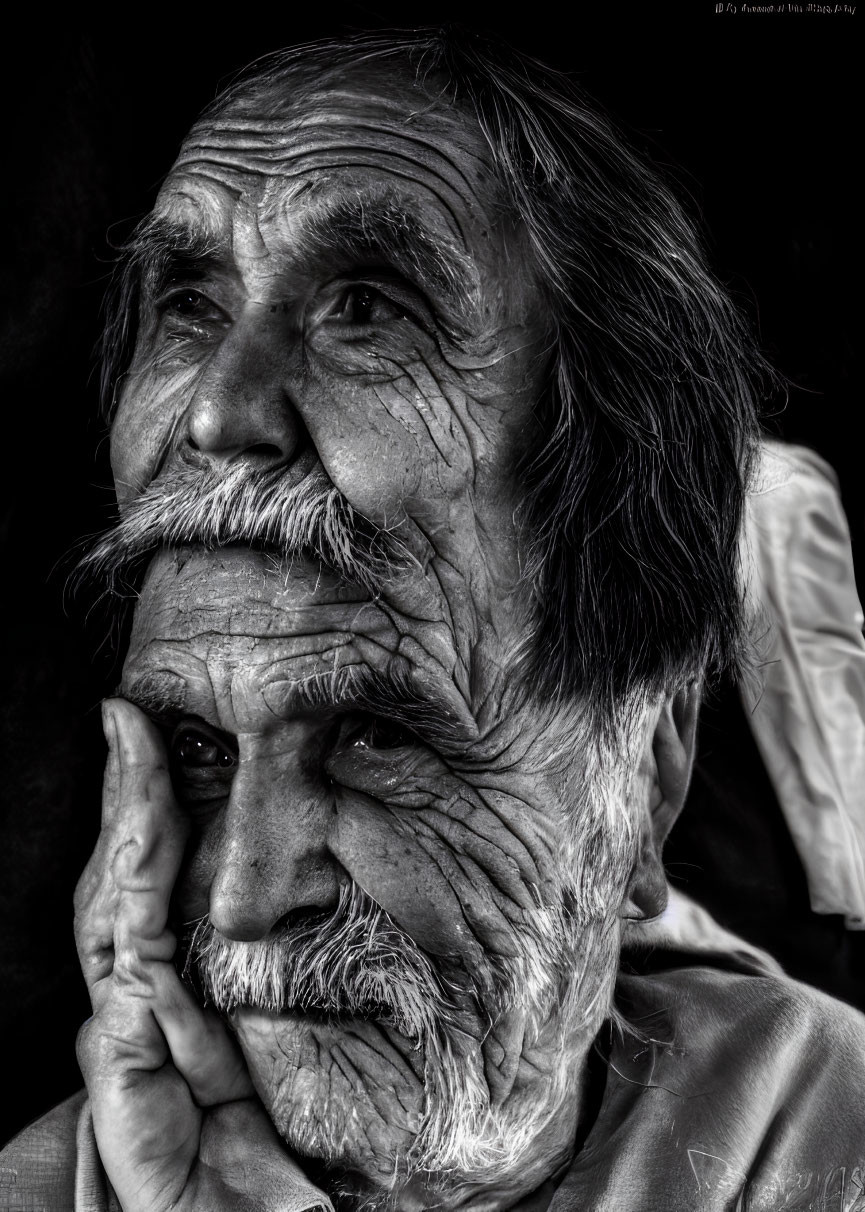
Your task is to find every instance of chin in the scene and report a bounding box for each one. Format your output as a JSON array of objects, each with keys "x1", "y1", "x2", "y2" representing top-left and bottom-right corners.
[
  {"x1": 232, "y1": 998, "x2": 587, "y2": 1211},
  {"x1": 234, "y1": 1006, "x2": 426, "y2": 1182}
]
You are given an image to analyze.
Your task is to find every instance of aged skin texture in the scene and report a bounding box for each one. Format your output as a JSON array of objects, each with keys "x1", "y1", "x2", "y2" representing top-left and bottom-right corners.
[{"x1": 72, "y1": 60, "x2": 696, "y2": 1212}]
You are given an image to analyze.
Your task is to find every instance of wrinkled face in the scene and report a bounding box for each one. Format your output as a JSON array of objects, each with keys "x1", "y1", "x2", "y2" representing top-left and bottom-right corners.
[
  {"x1": 123, "y1": 547, "x2": 643, "y2": 1206},
  {"x1": 110, "y1": 69, "x2": 647, "y2": 1206},
  {"x1": 111, "y1": 67, "x2": 547, "y2": 700}
]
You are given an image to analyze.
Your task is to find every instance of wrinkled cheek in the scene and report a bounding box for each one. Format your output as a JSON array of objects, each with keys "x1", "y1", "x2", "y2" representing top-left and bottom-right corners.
[
  {"x1": 297, "y1": 365, "x2": 477, "y2": 529},
  {"x1": 330, "y1": 800, "x2": 487, "y2": 969},
  {"x1": 111, "y1": 362, "x2": 199, "y2": 500}
]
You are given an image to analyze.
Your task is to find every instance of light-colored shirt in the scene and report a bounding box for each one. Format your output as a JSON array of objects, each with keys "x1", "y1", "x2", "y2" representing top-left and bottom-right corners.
[{"x1": 3, "y1": 923, "x2": 863, "y2": 1212}]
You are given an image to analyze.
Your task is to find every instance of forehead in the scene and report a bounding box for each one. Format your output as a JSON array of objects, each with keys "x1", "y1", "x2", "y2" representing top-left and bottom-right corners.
[
  {"x1": 122, "y1": 549, "x2": 384, "y2": 725},
  {"x1": 156, "y1": 67, "x2": 500, "y2": 255},
  {"x1": 127, "y1": 548, "x2": 369, "y2": 654}
]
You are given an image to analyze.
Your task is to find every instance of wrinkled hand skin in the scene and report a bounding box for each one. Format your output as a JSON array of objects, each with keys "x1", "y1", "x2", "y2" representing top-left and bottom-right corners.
[
  {"x1": 95, "y1": 68, "x2": 643, "y2": 1210},
  {"x1": 74, "y1": 698, "x2": 319, "y2": 1212}
]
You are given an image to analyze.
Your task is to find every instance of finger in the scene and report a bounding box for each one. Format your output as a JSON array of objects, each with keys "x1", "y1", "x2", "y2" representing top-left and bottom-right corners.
[
  {"x1": 100, "y1": 697, "x2": 123, "y2": 827},
  {"x1": 77, "y1": 980, "x2": 169, "y2": 1086},
  {"x1": 74, "y1": 700, "x2": 126, "y2": 995},
  {"x1": 110, "y1": 780, "x2": 186, "y2": 979},
  {"x1": 74, "y1": 865, "x2": 118, "y2": 1000},
  {"x1": 148, "y1": 965, "x2": 254, "y2": 1105},
  {"x1": 112, "y1": 841, "x2": 181, "y2": 981},
  {"x1": 80, "y1": 746, "x2": 188, "y2": 1090},
  {"x1": 75, "y1": 698, "x2": 184, "y2": 994},
  {"x1": 77, "y1": 981, "x2": 194, "y2": 1212},
  {"x1": 79, "y1": 699, "x2": 188, "y2": 1004}
]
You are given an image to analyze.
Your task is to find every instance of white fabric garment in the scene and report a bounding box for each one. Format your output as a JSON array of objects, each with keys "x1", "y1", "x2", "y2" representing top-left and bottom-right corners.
[{"x1": 741, "y1": 440, "x2": 865, "y2": 927}]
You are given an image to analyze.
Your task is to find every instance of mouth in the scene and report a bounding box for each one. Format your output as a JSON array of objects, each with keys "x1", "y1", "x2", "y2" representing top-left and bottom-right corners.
[
  {"x1": 230, "y1": 1003, "x2": 430, "y2": 1081},
  {"x1": 226, "y1": 996, "x2": 421, "y2": 1042}
]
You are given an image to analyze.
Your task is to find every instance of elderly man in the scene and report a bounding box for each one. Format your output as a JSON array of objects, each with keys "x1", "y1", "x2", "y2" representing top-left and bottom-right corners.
[{"x1": 3, "y1": 28, "x2": 864, "y2": 1212}]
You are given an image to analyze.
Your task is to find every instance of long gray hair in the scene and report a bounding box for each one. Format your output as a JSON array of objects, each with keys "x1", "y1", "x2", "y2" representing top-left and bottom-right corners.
[{"x1": 99, "y1": 27, "x2": 773, "y2": 722}]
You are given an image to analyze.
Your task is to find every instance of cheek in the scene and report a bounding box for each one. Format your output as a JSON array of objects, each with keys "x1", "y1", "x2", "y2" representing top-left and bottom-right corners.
[
  {"x1": 111, "y1": 359, "x2": 199, "y2": 499},
  {"x1": 331, "y1": 798, "x2": 481, "y2": 962},
  {"x1": 329, "y1": 782, "x2": 561, "y2": 991},
  {"x1": 298, "y1": 357, "x2": 483, "y2": 525},
  {"x1": 234, "y1": 1009, "x2": 424, "y2": 1177}
]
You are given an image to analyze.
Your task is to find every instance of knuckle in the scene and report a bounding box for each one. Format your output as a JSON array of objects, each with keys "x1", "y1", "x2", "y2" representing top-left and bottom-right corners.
[
  {"x1": 74, "y1": 897, "x2": 116, "y2": 961},
  {"x1": 79, "y1": 947, "x2": 114, "y2": 986}
]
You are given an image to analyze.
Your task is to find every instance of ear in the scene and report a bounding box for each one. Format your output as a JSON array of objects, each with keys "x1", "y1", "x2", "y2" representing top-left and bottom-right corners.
[{"x1": 621, "y1": 682, "x2": 701, "y2": 922}]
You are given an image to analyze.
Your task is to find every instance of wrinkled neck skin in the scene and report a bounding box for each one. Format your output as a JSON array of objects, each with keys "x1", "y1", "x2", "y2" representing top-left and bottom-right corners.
[{"x1": 114, "y1": 70, "x2": 648, "y2": 1210}]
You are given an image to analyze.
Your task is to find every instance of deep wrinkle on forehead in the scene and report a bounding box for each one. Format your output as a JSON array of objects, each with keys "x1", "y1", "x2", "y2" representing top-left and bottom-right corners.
[
  {"x1": 141, "y1": 79, "x2": 507, "y2": 316},
  {"x1": 174, "y1": 81, "x2": 492, "y2": 229},
  {"x1": 140, "y1": 179, "x2": 482, "y2": 330},
  {"x1": 125, "y1": 637, "x2": 477, "y2": 753}
]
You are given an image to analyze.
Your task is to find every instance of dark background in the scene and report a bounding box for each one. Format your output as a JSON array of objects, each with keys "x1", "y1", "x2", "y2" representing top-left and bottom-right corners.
[{"x1": 0, "y1": 4, "x2": 859, "y2": 1144}]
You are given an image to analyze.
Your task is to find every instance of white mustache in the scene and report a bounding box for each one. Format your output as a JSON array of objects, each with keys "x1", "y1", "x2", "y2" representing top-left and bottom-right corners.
[
  {"x1": 76, "y1": 461, "x2": 409, "y2": 595},
  {"x1": 182, "y1": 882, "x2": 458, "y2": 1047}
]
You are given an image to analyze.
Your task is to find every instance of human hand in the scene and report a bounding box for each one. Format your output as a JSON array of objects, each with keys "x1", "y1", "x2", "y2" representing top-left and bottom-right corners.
[{"x1": 74, "y1": 697, "x2": 323, "y2": 1212}]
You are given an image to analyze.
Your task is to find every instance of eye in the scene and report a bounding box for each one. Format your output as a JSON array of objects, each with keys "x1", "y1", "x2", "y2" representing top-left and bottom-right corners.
[
  {"x1": 343, "y1": 714, "x2": 415, "y2": 751},
  {"x1": 160, "y1": 289, "x2": 226, "y2": 323},
  {"x1": 166, "y1": 289, "x2": 207, "y2": 316},
  {"x1": 339, "y1": 284, "x2": 386, "y2": 325},
  {"x1": 171, "y1": 724, "x2": 237, "y2": 770},
  {"x1": 332, "y1": 283, "x2": 414, "y2": 327}
]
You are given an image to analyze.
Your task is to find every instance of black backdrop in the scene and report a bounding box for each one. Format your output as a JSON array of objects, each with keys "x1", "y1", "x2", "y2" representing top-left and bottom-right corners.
[{"x1": 0, "y1": 4, "x2": 859, "y2": 1144}]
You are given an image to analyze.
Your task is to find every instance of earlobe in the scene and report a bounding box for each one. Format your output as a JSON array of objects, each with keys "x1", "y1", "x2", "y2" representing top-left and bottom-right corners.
[{"x1": 622, "y1": 682, "x2": 702, "y2": 922}]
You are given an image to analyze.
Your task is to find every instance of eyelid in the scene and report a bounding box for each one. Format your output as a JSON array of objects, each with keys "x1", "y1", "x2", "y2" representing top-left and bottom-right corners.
[
  {"x1": 171, "y1": 716, "x2": 238, "y2": 758},
  {"x1": 153, "y1": 286, "x2": 231, "y2": 322},
  {"x1": 331, "y1": 272, "x2": 435, "y2": 329},
  {"x1": 358, "y1": 718, "x2": 416, "y2": 751}
]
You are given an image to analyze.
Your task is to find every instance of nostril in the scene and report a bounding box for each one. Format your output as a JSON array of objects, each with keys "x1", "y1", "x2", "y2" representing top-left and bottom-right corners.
[
  {"x1": 180, "y1": 401, "x2": 311, "y2": 471},
  {"x1": 244, "y1": 443, "x2": 285, "y2": 460}
]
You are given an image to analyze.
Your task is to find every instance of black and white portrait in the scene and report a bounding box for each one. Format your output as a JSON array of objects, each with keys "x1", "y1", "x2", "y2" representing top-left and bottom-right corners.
[{"x1": 1, "y1": 9, "x2": 861, "y2": 1211}]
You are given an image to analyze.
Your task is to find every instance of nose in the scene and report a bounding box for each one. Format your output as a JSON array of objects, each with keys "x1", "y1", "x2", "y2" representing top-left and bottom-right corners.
[
  {"x1": 180, "y1": 329, "x2": 303, "y2": 475},
  {"x1": 206, "y1": 735, "x2": 341, "y2": 941}
]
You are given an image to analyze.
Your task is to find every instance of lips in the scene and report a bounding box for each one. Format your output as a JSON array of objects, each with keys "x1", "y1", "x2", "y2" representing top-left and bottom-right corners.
[{"x1": 232, "y1": 1005, "x2": 429, "y2": 1084}]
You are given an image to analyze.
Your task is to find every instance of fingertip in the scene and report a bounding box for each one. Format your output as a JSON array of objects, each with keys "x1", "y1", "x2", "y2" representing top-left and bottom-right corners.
[
  {"x1": 101, "y1": 698, "x2": 119, "y2": 750},
  {"x1": 111, "y1": 697, "x2": 165, "y2": 767}
]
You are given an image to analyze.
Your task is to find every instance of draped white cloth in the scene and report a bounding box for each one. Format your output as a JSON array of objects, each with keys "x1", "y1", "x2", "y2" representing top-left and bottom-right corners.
[{"x1": 741, "y1": 441, "x2": 865, "y2": 928}]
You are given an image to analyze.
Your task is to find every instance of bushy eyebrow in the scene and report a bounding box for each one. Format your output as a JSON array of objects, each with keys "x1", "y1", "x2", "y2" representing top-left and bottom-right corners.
[
  {"x1": 122, "y1": 215, "x2": 228, "y2": 301},
  {"x1": 294, "y1": 193, "x2": 480, "y2": 326},
  {"x1": 121, "y1": 672, "x2": 188, "y2": 726},
  {"x1": 125, "y1": 659, "x2": 474, "y2": 754},
  {"x1": 122, "y1": 195, "x2": 479, "y2": 323},
  {"x1": 283, "y1": 661, "x2": 475, "y2": 753}
]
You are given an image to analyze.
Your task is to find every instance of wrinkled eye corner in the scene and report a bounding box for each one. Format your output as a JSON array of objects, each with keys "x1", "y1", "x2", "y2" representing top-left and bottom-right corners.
[{"x1": 171, "y1": 721, "x2": 238, "y2": 770}]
